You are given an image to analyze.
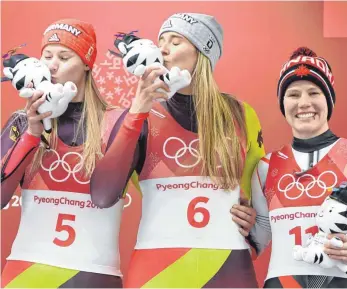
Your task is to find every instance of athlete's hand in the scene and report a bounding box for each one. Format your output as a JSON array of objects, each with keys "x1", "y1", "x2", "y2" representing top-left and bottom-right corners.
[
  {"x1": 230, "y1": 198, "x2": 256, "y2": 237},
  {"x1": 25, "y1": 90, "x2": 52, "y2": 137},
  {"x1": 130, "y1": 65, "x2": 170, "y2": 114},
  {"x1": 324, "y1": 233, "x2": 347, "y2": 263}
]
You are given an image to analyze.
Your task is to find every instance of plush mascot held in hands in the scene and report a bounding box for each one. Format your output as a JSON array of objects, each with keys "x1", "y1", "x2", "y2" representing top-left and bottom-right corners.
[
  {"x1": 293, "y1": 182, "x2": 347, "y2": 273},
  {"x1": 110, "y1": 32, "x2": 191, "y2": 99},
  {"x1": 2, "y1": 54, "x2": 77, "y2": 133}
]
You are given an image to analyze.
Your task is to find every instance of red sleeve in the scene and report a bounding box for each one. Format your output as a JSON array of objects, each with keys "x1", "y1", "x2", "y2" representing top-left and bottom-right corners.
[
  {"x1": 1, "y1": 131, "x2": 40, "y2": 208},
  {"x1": 90, "y1": 112, "x2": 148, "y2": 208}
]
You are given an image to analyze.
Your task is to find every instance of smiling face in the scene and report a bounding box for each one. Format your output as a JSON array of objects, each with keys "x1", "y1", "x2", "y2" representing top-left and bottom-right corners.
[{"x1": 283, "y1": 80, "x2": 329, "y2": 139}]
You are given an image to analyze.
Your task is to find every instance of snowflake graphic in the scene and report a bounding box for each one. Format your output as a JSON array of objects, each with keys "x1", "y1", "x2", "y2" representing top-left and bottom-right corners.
[
  {"x1": 150, "y1": 126, "x2": 160, "y2": 137},
  {"x1": 264, "y1": 187, "x2": 275, "y2": 204},
  {"x1": 99, "y1": 86, "x2": 106, "y2": 94},
  {"x1": 105, "y1": 91, "x2": 114, "y2": 101},
  {"x1": 271, "y1": 168, "x2": 278, "y2": 177},
  {"x1": 106, "y1": 71, "x2": 115, "y2": 80},
  {"x1": 114, "y1": 86, "x2": 123, "y2": 96},
  {"x1": 97, "y1": 76, "x2": 106, "y2": 85},
  {"x1": 92, "y1": 50, "x2": 139, "y2": 107},
  {"x1": 92, "y1": 64, "x2": 102, "y2": 78},
  {"x1": 114, "y1": 76, "x2": 123, "y2": 85},
  {"x1": 148, "y1": 152, "x2": 160, "y2": 171}
]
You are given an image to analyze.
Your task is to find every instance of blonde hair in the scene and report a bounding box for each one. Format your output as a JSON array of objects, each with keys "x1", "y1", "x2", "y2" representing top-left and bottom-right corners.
[
  {"x1": 192, "y1": 52, "x2": 247, "y2": 190},
  {"x1": 31, "y1": 71, "x2": 110, "y2": 178}
]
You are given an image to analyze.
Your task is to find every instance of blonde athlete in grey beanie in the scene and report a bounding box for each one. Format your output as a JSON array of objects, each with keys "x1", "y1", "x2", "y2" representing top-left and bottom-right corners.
[
  {"x1": 95, "y1": 12, "x2": 265, "y2": 288},
  {"x1": 158, "y1": 13, "x2": 223, "y2": 70}
]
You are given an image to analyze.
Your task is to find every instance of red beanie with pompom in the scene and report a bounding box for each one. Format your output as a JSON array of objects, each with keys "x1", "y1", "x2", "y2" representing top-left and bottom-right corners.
[{"x1": 277, "y1": 47, "x2": 335, "y2": 120}]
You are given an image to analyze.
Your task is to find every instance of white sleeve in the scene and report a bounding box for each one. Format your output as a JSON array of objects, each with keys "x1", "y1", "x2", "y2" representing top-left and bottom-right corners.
[{"x1": 250, "y1": 153, "x2": 272, "y2": 255}]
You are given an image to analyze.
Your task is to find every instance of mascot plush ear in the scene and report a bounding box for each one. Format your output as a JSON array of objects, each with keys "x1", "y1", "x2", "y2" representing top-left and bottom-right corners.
[
  {"x1": 118, "y1": 42, "x2": 128, "y2": 55},
  {"x1": 114, "y1": 33, "x2": 140, "y2": 56},
  {"x1": 2, "y1": 54, "x2": 29, "y2": 82},
  {"x1": 3, "y1": 67, "x2": 13, "y2": 79}
]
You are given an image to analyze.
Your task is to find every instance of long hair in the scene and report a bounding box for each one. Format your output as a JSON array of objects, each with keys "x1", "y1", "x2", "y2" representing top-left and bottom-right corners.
[
  {"x1": 192, "y1": 52, "x2": 247, "y2": 190},
  {"x1": 31, "y1": 71, "x2": 109, "y2": 178}
]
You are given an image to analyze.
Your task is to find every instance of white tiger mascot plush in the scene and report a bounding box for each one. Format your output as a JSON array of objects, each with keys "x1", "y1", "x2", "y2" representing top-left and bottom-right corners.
[
  {"x1": 110, "y1": 33, "x2": 191, "y2": 99},
  {"x1": 2, "y1": 54, "x2": 77, "y2": 133},
  {"x1": 293, "y1": 182, "x2": 347, "y2": 273}
]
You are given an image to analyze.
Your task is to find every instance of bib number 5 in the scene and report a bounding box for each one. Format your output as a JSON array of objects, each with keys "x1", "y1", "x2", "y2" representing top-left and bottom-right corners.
[
  {"x1": 187, "y1": 197, "x2": 210, "y2": 228},
  {"x1": 53, "y1": 213, "x2": 76, "y2": 247}
]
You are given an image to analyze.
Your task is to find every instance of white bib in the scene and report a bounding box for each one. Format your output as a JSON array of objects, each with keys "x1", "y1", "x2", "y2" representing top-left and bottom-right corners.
[
  {"x1": 136, "y1": 176, "x2": 249, "y2": 250},
  {"x1": 267, "y1": 206, "x2": 347, "y2": 279},
  {"x1": 8, "y1": 189, "x2": 123, "y2": 276}
]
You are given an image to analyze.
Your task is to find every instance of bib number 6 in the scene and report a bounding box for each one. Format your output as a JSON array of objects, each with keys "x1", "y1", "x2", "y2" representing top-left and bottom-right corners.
[
  {"x1": 187, "y1": 197, "x2": 210, "y2": 228},
  {"x1": 53, "y1": 213, "x2": 76, "y2": 247}
]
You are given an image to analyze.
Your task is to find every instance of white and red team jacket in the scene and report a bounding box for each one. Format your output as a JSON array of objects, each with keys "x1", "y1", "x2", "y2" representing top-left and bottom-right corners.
[
  {"x1": 251, "y1": 138, "x2": 347, "y2": 280},
  {"x1": 7, "y1": 109, "x2": 125, "y2": 276}
]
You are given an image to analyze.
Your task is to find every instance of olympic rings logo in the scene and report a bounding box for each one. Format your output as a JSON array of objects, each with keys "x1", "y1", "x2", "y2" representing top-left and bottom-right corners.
[
  {"x1": 277, "y1": 171, "x2": 338, "y2": 200},
  {"x1": 41, "y1": 149, "x2": 89, "y2": 185},
  {"x1": 162, "y1": 137, "x2": 234, "y2": 168},
  {"x1": 124, "y1": 193, "x2": 132, "y2": 208},
  {"x1": 163, "y1": 137, "x2": 200, "y2": 168},
  {"x1": 163, "y1": 137, "x2": 201, "y2": 168}
]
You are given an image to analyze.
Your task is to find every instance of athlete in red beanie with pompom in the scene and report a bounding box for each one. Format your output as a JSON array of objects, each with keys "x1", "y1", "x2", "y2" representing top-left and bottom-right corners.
[{"x1": 250, "y1": 47, "x2": 347, "y2": 288}]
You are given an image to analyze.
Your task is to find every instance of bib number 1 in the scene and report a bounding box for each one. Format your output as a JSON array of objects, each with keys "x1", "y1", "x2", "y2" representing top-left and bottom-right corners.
[{"x1": 289, "y1": 225, "x2": 319, "y2": 245}]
